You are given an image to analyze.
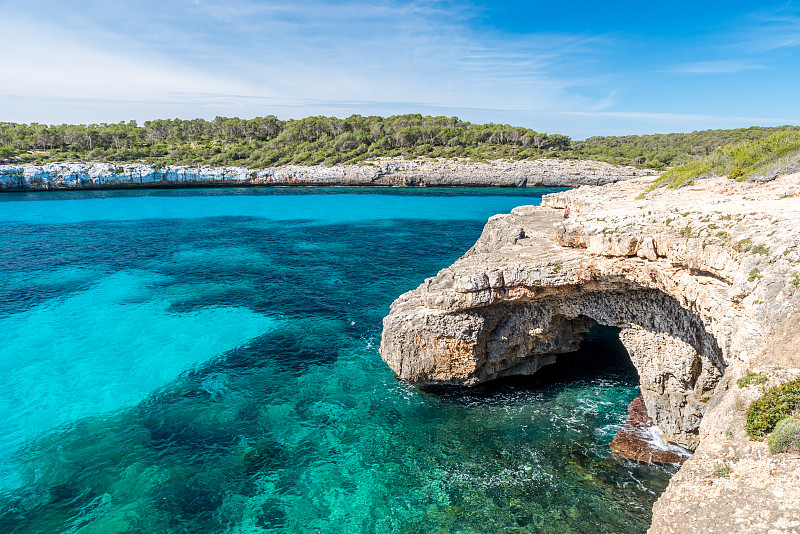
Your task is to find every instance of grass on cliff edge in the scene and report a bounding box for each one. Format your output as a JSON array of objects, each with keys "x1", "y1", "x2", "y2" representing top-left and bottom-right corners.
[
  {"x1": 745, "y1": 378, "x2": 800, "y2": 440},
  {"x1": 645, "y1": 130, "x2": 800, "y2": 192}
]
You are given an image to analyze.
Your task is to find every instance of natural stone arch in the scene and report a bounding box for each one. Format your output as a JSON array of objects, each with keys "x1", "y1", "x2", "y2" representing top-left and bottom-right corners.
[{"x1": 380, "y1": 285, "x2": 725, "y2": 450}]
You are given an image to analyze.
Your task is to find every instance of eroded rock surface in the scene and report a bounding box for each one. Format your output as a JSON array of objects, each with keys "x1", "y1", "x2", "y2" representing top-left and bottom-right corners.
[
  {"x1": 379, "y1": 173, "x2": 800, "y2": 532},
  {"x1": 0, "y1": 158, "x2": 657, "y2": 190}
]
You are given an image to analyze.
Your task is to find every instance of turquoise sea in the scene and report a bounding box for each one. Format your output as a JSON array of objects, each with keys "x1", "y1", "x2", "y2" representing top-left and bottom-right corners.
[{"x1": 0, "y1": 188, "x2": 676, "y2": 533}]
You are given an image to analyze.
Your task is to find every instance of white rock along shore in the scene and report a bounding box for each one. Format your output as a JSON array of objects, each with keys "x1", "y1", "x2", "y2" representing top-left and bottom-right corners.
[{"x1": 0, "y1": 158, "x2": 658, "y2": 190}]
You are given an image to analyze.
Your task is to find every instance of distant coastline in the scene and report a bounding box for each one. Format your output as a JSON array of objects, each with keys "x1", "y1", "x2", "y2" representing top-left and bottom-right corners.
[{"x1": 0, "y1": 158, "x2": 658, "y2": 191}]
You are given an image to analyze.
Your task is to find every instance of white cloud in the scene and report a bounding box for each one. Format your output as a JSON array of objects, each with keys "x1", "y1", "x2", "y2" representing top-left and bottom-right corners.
[
  {"x1": 0, "y1": 0, "x2": 615, "y2": 120},
  {"x1": 0, "y1": 22, "x2": 255, "y2": 102},
  {"x1": 741, "y1": 11, "x2": 800, "y2": 52},
  {"x1": 664, "y1": 59, "x2": 767, "y2": 74}
]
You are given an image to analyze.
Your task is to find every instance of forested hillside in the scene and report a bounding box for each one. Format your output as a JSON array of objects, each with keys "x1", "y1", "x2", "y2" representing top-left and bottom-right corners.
[{"x1": 1, "y1": 114, "x2": 796, "y2": 170}]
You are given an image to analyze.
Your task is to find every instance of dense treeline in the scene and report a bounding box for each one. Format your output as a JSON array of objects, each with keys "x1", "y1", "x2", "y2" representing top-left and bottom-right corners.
[
  {"x1": 0, "y1": 115, "x2": 567, "y2": 168},
  {"x1": 0, "y1": 114, "x2": 797, "y2": 170}
]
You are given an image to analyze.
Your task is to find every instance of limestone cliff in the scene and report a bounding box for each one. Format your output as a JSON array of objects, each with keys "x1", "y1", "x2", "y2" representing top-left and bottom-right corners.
[
  {"x1": 0, "y1": 158, "x2": 656, "y2": 190},
  {"x1": 379, "y1": 173, "x2": 800, "y2": 532}
]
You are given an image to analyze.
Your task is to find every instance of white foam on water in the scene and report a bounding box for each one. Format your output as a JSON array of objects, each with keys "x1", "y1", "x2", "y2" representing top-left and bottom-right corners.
[{"x1": 642, "y1": 425, "x2": 693, "y2": 458}]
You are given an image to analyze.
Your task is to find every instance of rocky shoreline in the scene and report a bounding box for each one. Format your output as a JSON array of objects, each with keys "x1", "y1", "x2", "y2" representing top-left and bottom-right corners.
[
  {"x1": 610, "y1": 396, "x2": 691, "y2": 465},
  {"x1": 0, "y1": 158, "x2": 657, "y2": 190},
  {"x1": 379, "y1": 173, "x2": 800, "y2": 532}
]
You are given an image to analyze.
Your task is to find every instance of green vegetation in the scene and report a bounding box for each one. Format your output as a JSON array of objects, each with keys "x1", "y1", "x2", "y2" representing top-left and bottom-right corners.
[
  {"x1": 649, "y1": 130, "x2": 800, "y2": 190},
  {"x1": 745, "y1": 378, "x2": 800, "y2": 439},
  {"x1": 767, "y1": 417, "x2": 800, "y2": 454},
  {"x1": 712, "y1": 461, "x2": 733, "y2": 478},
  {"x1": 736, "y1": 238, "x2": 752, "y2": 253},
  {"x1": 0, "y1": 115, "x2": 567, "y2": 167},
  {"x1": 1, "y1": 116, "x2": 797, "y2": 170},
  {"x1": 576, "y1": 126, "x2": 798, "y2": 169},
  {"x1": 793, "y1": 272, "x2": 800, "y2": 286},
  {"x1": 747, "y1": 268, "x2": 763, "y2": 282},
  {"x1": 737, "y1": 371, "x2": 769, "y2": 388}
]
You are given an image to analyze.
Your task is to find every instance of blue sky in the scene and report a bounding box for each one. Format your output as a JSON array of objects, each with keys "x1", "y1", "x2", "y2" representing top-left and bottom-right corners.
[{"x1": 1, "y1": 0, "x2": 799, "y2": 138}]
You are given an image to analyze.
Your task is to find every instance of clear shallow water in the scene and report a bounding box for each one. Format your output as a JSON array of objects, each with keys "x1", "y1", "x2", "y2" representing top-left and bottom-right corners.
[{"x1": 0, "y1": 187, "x2": 675, "y2": 533}]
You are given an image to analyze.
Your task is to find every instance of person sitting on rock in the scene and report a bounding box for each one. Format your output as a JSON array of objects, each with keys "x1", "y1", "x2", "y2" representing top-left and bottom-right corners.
[{"x1": 563, "y1": 206, "x2": 570, "y2": 220}]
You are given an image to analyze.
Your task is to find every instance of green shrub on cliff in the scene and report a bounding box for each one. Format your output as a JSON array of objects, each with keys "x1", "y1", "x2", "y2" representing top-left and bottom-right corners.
[
  {"x1": 649, "y1": 130, "x2": 800, "y2": 190},
  {"x1": 767, "y1": 416, "x2": 800, "y2": 454},
  {"x1": 745, "y1": 378, "x2": 800, "y2": 439}
]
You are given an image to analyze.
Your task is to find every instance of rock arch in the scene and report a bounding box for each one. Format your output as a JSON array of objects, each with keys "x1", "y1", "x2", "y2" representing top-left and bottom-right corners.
[{"x1": 380, "y1": 282, "x2": 724, "y2": 450}]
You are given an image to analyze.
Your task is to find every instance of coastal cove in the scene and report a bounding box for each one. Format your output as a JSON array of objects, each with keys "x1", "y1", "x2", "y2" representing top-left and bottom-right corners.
[
  {"x1": 6, "y1": 0, "x2": 800, "y2": 528},
  {"x1": 0, "y1": 187, "x2": 675, "y2": 533}
]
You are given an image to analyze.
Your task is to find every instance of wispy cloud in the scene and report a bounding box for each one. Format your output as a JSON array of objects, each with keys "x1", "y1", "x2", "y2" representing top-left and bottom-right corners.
[
  {"x1": 664, "y1": 59, "x2": 768, "y2": 74},
  {"x1": 741, "y1": 10, "x2": 800, "y2": 52},
  {"x1": 560, "y1": 110, "x2": 796, "y2": 123},
  {"x1": 0, "y1": 0, "x2": 615, "y2": 119},
  {"x1": 0, "y1": 22, "x2": 251, "y2": 102},
  {"x1": 1, "y1": 0, "x2": 798, "y2": 137}
]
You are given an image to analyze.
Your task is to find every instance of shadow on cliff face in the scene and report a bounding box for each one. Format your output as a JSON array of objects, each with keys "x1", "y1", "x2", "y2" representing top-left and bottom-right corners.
[{"x1": 425, "y1": 324, "x2": 637, "y2": 402}]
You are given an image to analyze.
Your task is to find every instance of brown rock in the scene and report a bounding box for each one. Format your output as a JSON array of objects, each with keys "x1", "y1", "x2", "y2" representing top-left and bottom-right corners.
[{"x1": 610, "y1": 396, "x2": 689, "y2": 465}]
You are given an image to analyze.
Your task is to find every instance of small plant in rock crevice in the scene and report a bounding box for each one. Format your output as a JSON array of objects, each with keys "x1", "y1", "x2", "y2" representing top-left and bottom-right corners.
[
  {"x1": 748, "y1": 268, "x2": 763, "y2": 282},
  {"x1": 713, "y1": 461, "x2": 733, "y2": 478},
  {"x1": 736, "y1": 238, "x2": 752, "y2": 253},
  {"x1": 738, "y1": 371, "x2": 769, "y2": 388}
]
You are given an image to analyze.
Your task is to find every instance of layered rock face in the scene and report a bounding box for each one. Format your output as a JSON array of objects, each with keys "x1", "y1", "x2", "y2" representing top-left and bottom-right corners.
[
  {"x1": 380, "y1": 173, "x2": 800, "y2": 532},
  {"x1": 0, "y1": 158, "x2": 656, "y2": 190}
]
